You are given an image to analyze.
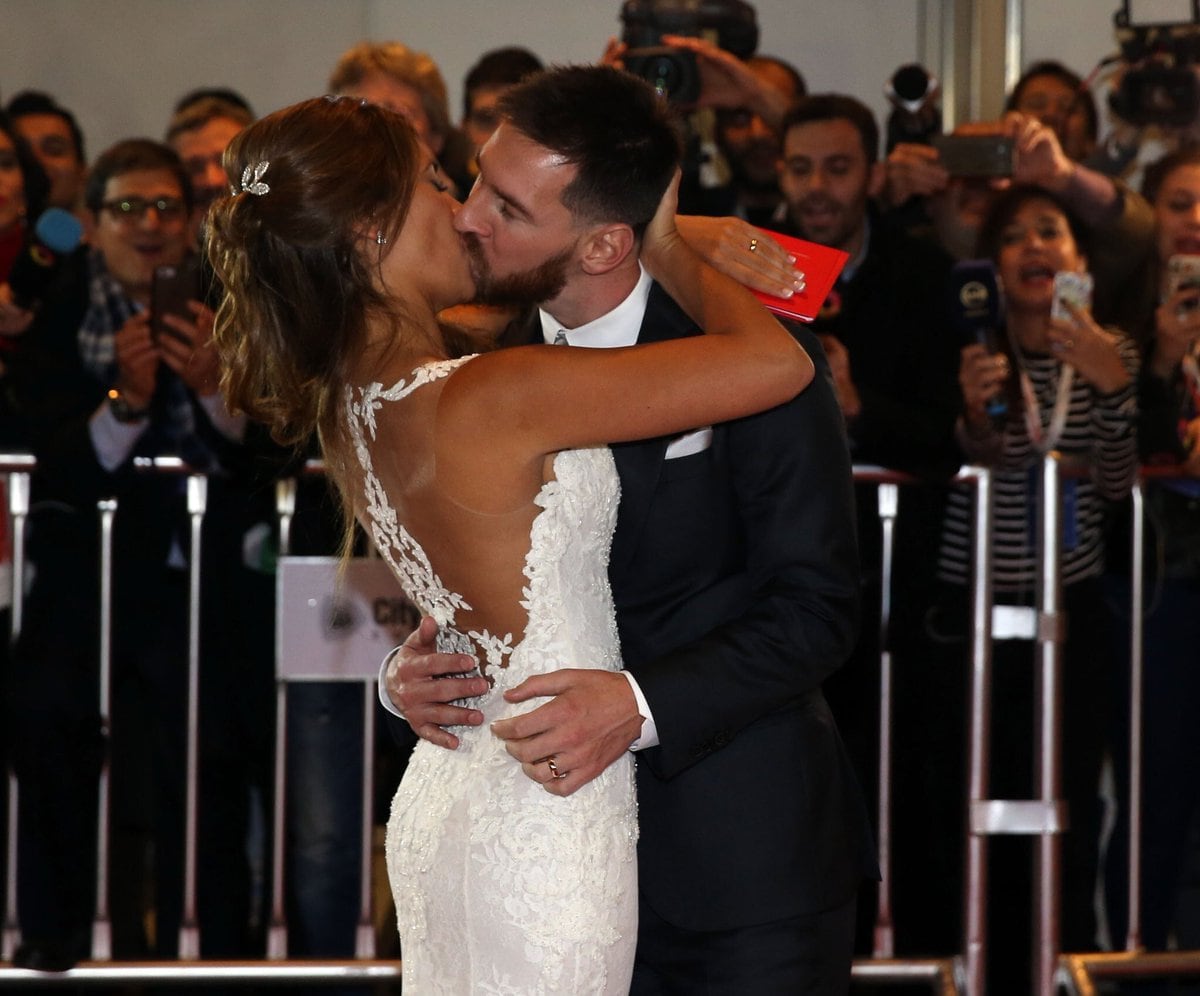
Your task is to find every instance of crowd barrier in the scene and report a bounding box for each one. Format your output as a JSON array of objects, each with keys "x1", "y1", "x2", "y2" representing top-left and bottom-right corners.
[{"x1": 0, "y1": 454, "x2": 1195, "y2": 993}]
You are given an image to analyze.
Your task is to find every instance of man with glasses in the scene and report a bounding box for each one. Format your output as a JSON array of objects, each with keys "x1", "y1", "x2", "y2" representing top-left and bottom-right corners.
[{"x1": 5, "y1": 139, "x2": 275, "y2": 967}]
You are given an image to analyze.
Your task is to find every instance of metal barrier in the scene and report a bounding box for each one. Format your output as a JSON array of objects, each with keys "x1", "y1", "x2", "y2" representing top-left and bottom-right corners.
[
  {"x1": 0, "y1": 454, "x2": 1197, "y2": 991},
  {"x1": 0, "y1": 455, "x2": 405, "y2": 986},
  {"x1": 1053, "y1": 468, "x2": 1200, "y2": 993}
]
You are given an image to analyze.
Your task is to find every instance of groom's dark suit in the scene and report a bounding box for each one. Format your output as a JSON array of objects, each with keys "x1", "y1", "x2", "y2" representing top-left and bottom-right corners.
[{"x1": 517, "y1": 282, "x2": 877, "y2": 961}]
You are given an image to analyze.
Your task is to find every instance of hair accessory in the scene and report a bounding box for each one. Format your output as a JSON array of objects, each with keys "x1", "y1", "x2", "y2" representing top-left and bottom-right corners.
[
  {"x1": 240, "y1": 161, "x2": 271, "y2": 196},
  {"x1": 376, "y1": 230, "x2": 388, "y2": 246}
]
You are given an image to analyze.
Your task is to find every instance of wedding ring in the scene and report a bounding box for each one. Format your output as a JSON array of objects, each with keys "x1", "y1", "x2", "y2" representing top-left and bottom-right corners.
[
  {"x1": 749, "y1": 238, "x2": 759, "y2": 253},
  {"x1": 546, "y1": 756, "x2": 566, "y2": 779}
]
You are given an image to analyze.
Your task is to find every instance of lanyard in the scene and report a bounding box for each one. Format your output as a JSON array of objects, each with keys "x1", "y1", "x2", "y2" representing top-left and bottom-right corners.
[{"x1": 1017, "y1": 361, "x2": 1074, "y2": 453}]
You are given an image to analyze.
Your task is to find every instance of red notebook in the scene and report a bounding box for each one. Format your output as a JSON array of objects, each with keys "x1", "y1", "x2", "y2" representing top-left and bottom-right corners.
[{"x1": 750, "y1": 229, "x2": 849, "y2": 323}]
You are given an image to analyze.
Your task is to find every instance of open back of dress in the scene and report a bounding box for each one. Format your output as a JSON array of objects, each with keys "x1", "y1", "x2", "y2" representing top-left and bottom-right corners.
[{"x1": 345, "y1": 356, "x2": 638, "y2": 995}]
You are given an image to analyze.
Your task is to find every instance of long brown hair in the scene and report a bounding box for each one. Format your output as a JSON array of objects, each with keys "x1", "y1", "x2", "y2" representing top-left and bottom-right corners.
[{"x1": 205, "y1": 95, "x2": 421, "y2": 528}]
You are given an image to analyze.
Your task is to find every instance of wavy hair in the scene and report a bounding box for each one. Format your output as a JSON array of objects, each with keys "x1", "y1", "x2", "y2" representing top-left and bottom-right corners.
[{"x1": 205, "y1": 95, "x2": 420, "y2": 518}]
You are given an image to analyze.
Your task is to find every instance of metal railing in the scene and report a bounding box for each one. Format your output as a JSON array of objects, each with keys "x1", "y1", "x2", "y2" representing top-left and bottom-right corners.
[{"x1": 0, "y1": 454, "x2": 1197, "y2": 992}]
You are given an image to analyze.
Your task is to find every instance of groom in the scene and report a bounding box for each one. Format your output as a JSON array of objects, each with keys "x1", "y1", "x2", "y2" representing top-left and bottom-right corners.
[{"x1": 383, "y1": 65, "x2": 876, "y2": 993}]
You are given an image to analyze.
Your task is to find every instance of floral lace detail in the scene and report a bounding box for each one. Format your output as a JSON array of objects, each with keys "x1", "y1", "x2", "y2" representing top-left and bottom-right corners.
[
  {"x1": 346, "y1": 357, "x2": 515, "y2": 681},
  {"x1": 345, "y1": 358, "x2": 638, "y2": 993}
]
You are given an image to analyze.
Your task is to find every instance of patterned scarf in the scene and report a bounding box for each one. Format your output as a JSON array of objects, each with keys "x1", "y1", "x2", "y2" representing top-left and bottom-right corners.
[{"x1": 77, "y1": 248, "x2": 209, "y2": 466}]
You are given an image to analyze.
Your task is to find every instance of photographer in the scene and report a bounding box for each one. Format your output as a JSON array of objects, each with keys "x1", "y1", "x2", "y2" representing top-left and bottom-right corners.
[
  {"x1": 606, "y1": 2, "x2": 804, "y2": 224},
  {"x1": 1086, "y1": 5, "x2": 1200, "y2": 188}
]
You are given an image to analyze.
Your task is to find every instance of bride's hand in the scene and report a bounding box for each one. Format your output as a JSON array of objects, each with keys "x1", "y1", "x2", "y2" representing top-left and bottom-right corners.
[{"x1": 639, "y1": 168, "x2": 686, "y2": 280}]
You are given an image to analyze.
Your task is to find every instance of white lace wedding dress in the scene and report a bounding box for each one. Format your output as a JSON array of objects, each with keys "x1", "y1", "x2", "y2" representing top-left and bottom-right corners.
[{"x1": 346, "y1": 358, "x2": 638, "y2": 995}]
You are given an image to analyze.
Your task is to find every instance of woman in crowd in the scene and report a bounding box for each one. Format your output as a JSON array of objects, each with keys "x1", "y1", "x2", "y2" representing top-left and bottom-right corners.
[
  {"x1": 928, "y1": 184, "x2": 1138, "y2": 985},
  {"x1": 1104, "y1": 145, "x2": 1200, "y2": 964},
  {"x1": 205, "y1": 91, "x2": 812, "y2": 993}
]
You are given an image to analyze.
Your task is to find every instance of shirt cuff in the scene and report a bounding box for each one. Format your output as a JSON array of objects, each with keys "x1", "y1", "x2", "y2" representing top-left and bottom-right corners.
[
  {"x1": 198, "y1": 392, "x2": 247, "y2": 442},
  {"x1": 90, "y1": 403, "x2": 149, "y2": 472},
  {"x1": 378, "y1": 645, "x2": 404, "y2": 718},
  {"x1": 620, "y1": 670, "x2": 658, "y2": 751}
]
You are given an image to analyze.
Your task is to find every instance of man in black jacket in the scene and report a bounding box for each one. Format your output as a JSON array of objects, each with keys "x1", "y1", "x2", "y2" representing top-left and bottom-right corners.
[
  {"x1": 777, "y1": 93, "x2": 963, "y2": 955},
  {"x1": 384, "y1": 66, "x2": 876, "y2": 994}
]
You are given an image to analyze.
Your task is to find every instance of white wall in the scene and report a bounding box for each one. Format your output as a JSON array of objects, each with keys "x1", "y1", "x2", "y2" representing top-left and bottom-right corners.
[
  {"x1": 4, "y1": 0, "x2": 929, "y2": 159},
  {"x1": 2, "y1": 1, "x2": 1138, "y2": 161}
]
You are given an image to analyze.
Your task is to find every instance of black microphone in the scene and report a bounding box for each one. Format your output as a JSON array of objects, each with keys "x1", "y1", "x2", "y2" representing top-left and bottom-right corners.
[
  {"x1": 948, "y1": 259, "x2": 1007, "y2": 423},
  {"x1": 8, "y1": 207, "x2": 85, "y2": 310}
]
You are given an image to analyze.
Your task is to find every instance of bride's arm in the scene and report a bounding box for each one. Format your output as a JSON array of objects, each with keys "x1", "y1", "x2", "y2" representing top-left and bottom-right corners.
[{"x1": 440, "y1": 173, "x2": 814, "y2": 462}]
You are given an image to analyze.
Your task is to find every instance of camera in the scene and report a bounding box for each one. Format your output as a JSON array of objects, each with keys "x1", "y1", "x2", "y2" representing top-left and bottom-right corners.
[
  {"x1": 620, "y1": 0, "x2": 759, "y2": 103},
  {"x1": 1109, "y1": 1, "x2": 1200, "y2": 127}
]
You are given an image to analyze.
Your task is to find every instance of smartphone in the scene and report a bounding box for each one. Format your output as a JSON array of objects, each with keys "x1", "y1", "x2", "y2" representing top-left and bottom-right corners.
[
  {"x1": 1051, "y1": 270, "x2": 1094, "y2": 322},
  {"x1": 1167, "y1": 253, "x2": 1200, "y2": 302},
  {"x1": 931, "y1": 134, "x2": 1015, "y2": 178},
  {"x1": 151, "y1": 256, "x2": 202, "y2": 343}
]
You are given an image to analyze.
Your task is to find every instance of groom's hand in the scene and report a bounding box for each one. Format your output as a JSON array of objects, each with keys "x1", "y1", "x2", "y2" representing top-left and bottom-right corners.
[
  {"x1": 386, "y1": 617, "x2": 489, "y2": 750},
  {"x1": 492, "y1": 670, "x2": 643, "y2": 796}
]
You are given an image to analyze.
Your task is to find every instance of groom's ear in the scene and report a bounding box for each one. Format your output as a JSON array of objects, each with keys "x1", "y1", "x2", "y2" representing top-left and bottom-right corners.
[{"x1": 578, "y1": 223, "x2": 636, "y2": 276}]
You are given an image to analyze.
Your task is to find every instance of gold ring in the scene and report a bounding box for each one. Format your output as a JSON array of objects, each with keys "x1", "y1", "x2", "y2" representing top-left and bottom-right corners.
[
  {"x1": 546, "y1": 756, "x2": 566, "y2": 780},
  {"x1": 1064, "y1": 339, "x2": 1075, "y2": 350},
  {"x1": 749, "y1": 238, "x2": 759, "y2": 253}
]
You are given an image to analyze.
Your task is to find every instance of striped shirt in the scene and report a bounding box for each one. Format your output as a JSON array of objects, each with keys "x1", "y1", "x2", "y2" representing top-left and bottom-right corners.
[{"x1": 937, "y1": 334, "x2": 1140, "y2": 592}]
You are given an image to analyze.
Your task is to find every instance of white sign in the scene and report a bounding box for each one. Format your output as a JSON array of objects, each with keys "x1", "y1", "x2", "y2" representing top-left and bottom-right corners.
[{"x1": 276, "y1": 556, "x2": 419, "y2": 681}]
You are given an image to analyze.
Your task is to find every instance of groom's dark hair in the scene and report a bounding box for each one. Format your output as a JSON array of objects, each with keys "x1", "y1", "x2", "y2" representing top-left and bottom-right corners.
[{"x1": 497, "y1": 64, "x2": 682, "y2": 237}]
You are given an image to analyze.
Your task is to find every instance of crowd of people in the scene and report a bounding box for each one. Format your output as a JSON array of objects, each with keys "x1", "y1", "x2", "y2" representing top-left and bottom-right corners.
[{"x1": 0, "y1": 19, "x2": 1197, "y2": 996}]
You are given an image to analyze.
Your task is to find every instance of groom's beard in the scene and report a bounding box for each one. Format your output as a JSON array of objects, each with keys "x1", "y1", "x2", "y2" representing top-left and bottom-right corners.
[{"x1": 462, "y1": 231, "x2": 572, "y2": 307}]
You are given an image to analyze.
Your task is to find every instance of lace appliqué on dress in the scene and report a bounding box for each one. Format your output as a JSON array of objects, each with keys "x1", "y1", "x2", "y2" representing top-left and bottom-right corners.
[
  {"x1": 347, "y1": 357, "x2": 637, "y2": 994},
  {"x1": 345, "y1": 357, "x2": 515, "y2": 680}
]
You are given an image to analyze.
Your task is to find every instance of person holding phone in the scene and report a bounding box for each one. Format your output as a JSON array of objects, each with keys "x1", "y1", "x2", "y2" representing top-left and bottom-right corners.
[
  {"x1": 926, "y1": 184, "x2": 1139, "y2": 987},
  {"x1": 4, "y1": 137, "x2": 277, "y2": 968},
  {"x1": 1103, "y1": 145, "x2": 1200, "y2": 964}
]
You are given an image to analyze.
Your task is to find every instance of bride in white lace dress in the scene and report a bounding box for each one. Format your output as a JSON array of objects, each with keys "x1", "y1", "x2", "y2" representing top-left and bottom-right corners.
[{"x1": 206, "y1": 92, "x2": 812, "y2": 994}]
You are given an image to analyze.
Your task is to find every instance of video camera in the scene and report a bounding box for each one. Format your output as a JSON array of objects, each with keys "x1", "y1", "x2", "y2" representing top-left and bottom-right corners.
[
  {"x1": 1109, "y1": 0, "x2": 1200, "y2": 127},
  {"x1": 619, "y1": 0, "x2": 759, "y2": 103}
]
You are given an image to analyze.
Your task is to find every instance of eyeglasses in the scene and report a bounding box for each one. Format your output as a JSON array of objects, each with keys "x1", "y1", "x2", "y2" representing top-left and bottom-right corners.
[{"x1": 100, "y1": 196, "x2": 187, "y2": 223}]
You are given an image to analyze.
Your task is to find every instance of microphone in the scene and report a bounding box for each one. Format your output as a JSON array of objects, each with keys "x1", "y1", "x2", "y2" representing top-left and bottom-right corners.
[
  {"x1": 8, "y1": 207, "x2": 85, "y2": 310},
  {"x1": 948, "y1": 259, "x2": 1007, "y2": 422}
]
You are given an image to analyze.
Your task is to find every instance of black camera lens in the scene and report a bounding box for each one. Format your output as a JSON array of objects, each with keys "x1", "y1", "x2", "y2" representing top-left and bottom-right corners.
[{"x1": 624, "y1": 46, "x2": 701, "y2": 103}]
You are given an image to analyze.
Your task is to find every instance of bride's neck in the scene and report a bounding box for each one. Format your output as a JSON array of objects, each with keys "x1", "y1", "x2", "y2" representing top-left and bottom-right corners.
[{"x1": 356, "y1": 305, "x2": 448, "y2": 379}]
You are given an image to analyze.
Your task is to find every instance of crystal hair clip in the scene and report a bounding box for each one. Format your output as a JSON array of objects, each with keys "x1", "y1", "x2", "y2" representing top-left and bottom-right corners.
[{"x1": 240, "y1": 161, "x2": 271, "y2": 196}]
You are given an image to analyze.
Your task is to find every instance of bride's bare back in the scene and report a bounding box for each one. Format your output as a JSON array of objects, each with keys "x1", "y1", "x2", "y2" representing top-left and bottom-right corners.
[{"x1": 346, "y1": 353, "x2": 561, "y2": 678}]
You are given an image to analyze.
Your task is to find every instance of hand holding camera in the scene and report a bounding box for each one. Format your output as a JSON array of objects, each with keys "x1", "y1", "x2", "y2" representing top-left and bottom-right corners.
[
  {"x1": 884, "y1": 142, "x2": 950, "y2": 207},
  {"x1": 618, "y1": 0, "x2": 758, "y2": 105}
]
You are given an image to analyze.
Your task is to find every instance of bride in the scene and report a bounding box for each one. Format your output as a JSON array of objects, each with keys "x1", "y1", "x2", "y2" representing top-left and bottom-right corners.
[{"x1": 206, "y1": 90, "x2": 811, "y2": 994}]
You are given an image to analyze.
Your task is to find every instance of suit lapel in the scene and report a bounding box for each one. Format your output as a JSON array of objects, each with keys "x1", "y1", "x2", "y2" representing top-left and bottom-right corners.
[
  {"x1": 609, "y1": 284, "x2": 698, "y2": 577},
  {"x1": 514, "y1": 286, "x2": 698, "y2": 577}
]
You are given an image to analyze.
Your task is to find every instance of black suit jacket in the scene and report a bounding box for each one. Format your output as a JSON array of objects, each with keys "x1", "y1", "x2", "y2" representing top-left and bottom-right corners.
[{"x1": 520, "y1": 282, "x2": 877, "y2": 931}]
